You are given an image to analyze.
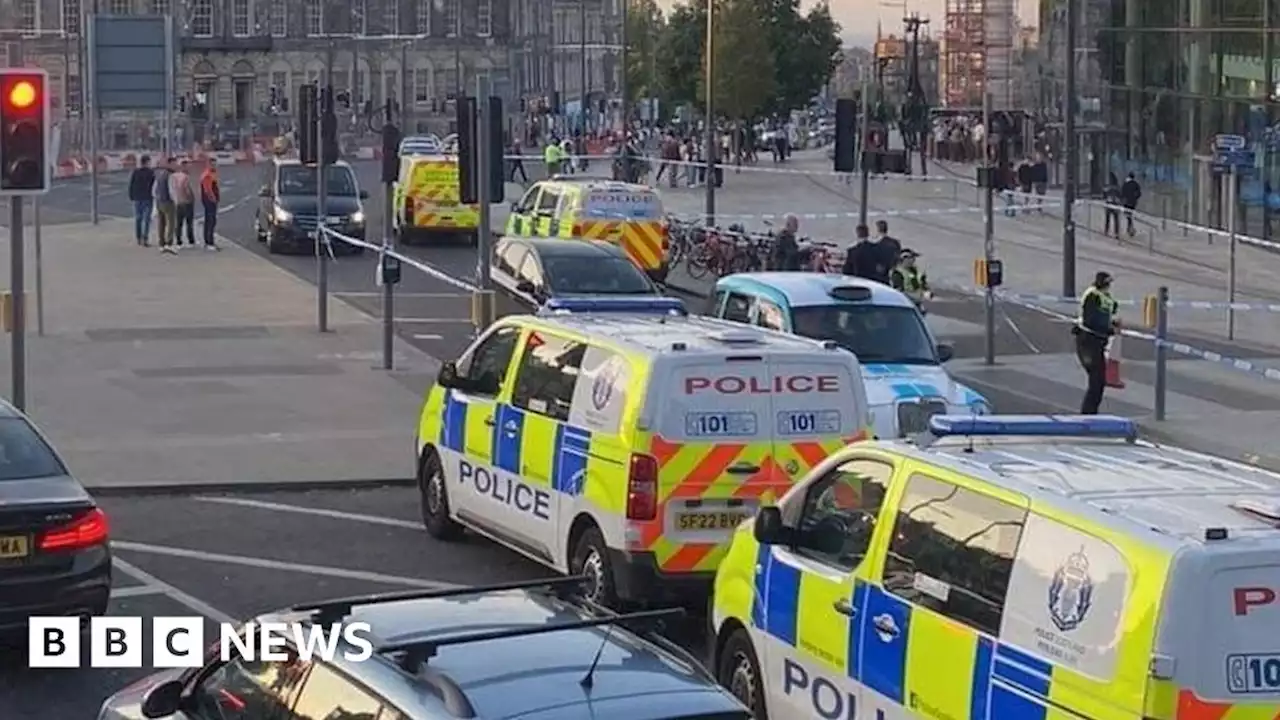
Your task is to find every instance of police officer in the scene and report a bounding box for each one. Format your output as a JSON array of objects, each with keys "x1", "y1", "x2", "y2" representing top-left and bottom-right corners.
[
  {"x1": 1074, "y1": 271, "x2": 1121, "y2": 414},
  {"x1": 889, "y1": 249, "x2": 930, "y2": 309}
]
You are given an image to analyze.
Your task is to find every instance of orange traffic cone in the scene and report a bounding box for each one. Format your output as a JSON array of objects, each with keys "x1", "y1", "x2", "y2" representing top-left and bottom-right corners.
[{"x1": 1105, "y1": 335, "x2": 1125, "y2": 388}]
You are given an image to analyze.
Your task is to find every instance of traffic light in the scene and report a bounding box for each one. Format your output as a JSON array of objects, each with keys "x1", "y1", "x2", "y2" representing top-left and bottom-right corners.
[
  {"x1": 0, "y1": 70, "x2": 50, "y2": 194},
  {"x1": 833, "y1": 97, "x2": 855, "y2": 173},
  {"x1": 297, "y1": 83, "x2": 318, "y2": 165},
  {"x1": 381, "y1": 122, "x2": 401, "y2": 184},
  {"x1": 487, "y1": 96, "x2": 504, "y2": 203},
  {"x1": 456, "y1": 96, "x2": 505, "y2": 205},
  {"x1": 456, "y1": 96, "x2": 478, "y2": 204}
]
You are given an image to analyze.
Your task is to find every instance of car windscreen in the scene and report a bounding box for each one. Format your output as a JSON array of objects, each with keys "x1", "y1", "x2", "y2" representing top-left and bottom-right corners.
[
  {"x1": 544, "y1": 255, "x2": 656, "y2": 295},
  {"x1": 791, "y1": 304, "x2": 937, "y2": 364},
  {"x1": 0, "y1": 418, "x2": 67, "y2": 480},
  {"x1": 277, "y1": 165, "x2": 358, "y2": 196}
]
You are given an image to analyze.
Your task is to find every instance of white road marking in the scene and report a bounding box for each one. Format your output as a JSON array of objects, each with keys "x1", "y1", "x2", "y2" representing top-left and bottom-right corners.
[
  {"x1": 109, "y1": 585, "x2": 169, "y2": 599},
  {"x1": 336, "y1": 292, "x2": 470, "y2": 299},
  {"x1": 112, "y1": 556, "x2": 238, "y2": 624},
  {"x1": 194, "y1": 496, "x2": 422, "y2": 530},
  {"x1": 394, "y1": 318, "x2": 475, "y2": 324},
  {"x1": 412, "y1": 334, "x2": 444, "y2": 340},
  {"x1": 112, "y1": 541, "x2": 462, "y2": 590}
]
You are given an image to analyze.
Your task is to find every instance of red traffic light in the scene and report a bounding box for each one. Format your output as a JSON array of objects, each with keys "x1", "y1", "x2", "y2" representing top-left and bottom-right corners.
[{"x1": 7, "y1": 80, "x2": 36, "y2": 110}]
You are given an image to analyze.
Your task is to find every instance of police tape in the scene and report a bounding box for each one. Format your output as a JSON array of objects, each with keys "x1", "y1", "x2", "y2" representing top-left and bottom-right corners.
[
  {"x1": 986, "y1": 291, "x2": 1280, "y2": 313},
  {"x1": 501, "y1": 154, "x2": 964, "y2": 184},
  {"x1": 320, "y1": 228, "x2": 480, "y2": 294},
  {"x1": 667, "y1": 203, "x2": 1062, "y2": 223}
]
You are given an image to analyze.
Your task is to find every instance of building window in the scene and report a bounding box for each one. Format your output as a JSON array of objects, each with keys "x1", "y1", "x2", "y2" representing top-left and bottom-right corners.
[
  {"x1": 416, "y1": 0, "x2": 430, "y2": 34},
  {"x1": 270, "y1": 70, "x2": 288, "y2": 110},
  {"x1": 306, "y1": 0, "x2": 322, "y2": 35},
  {"x1": 232, "y1": 0, "x2": 250, "y2": 36},
  {"x1": 384, "y1": 0, "x2": 398, "y2": 34},
  {"x1": 109, "y1": 0, "x2": 129, "y2": 15},
  {"x1": 413, "y1": 68, "x2": 430, "y2": 102},
  {"x1": 444, "y1": 0, "x2": 458, "y2": 37},
  {"x1": 62, "y1": 0, "x2": 81, "y2": 34},
  {"x1": 149, "y1": 0, "x2": 169, "y2": 14},
  {"x1": 354, "y1": 0, "x2": 367, "y2": 35},
  {"x1": 18, "y1": 0, "x2": 37, "y2": 30},
  {"x1": 477, "y1": 0, "x2": 491, "y2": 36},
  {"x1": 269, "y1": 0, "x2": 286, "y2": 36},
  {"x1": 190, "y1": 0, "x2": 214, "y2": 37},
  {"x1": 436, "y1": 68, "x2": 457, "y2": 98}
]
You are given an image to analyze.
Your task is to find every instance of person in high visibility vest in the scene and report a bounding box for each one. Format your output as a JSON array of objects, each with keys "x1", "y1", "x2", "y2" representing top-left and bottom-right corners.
[
  {"x1": 1073, "y1": 271, "x2": 1121, "y2": 414},
  {"x1": 543, "y1": 138, "x2": 564, "y2": 176},
  {"x1": 889, "y1": 248, "x2": 931, "y2": 309}
]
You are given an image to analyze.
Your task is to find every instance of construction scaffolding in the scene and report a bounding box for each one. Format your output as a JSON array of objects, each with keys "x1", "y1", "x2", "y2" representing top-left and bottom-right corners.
[{"x1": 940, "y1": 0, "x2": 1015, "y2": 109}]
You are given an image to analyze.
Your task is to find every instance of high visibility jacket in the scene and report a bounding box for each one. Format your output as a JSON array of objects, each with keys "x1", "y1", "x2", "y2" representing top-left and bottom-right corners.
[
  {"x1": 1076, "y1": 285, "x2": 1118, "y2": 338},
  {"x1": 890, "y1": 265, "x2": 927, "y2": 300},
  {"x1": 544, "y1": 144, "x2": 562, "y2": 165}
]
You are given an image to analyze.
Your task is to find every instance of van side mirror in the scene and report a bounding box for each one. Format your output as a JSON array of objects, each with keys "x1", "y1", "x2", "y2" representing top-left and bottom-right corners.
[
  {"x1": 140, "y1": 679, "x2": 184, "y2": 718},
  {"x1": 510, "y1": 202, "x2": 520, "y2": 213},
  {"x1": 936, "y1": 343, "x2": 954, "y2": 363},
  {"x1": 359, "y1": 190, "x2": 370, "y2": 199},
  {"x1": 437, "y1": 361, "x2": 464, "y2": 389},
  {"x1": 753, "y1": 507, "x2": 792, "y2": 546},
  {"x1": 516, "y1": 279, "x2": 537, "y2": 295}
]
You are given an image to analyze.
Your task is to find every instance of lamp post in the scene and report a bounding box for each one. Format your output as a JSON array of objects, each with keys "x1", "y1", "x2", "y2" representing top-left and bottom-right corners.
[
  {"x1": 1062, "y1": 0, "x2": 1078, "y2": 296},
  {"x1": 703, "y1": 0, "x2": 715, "y2": 225}
]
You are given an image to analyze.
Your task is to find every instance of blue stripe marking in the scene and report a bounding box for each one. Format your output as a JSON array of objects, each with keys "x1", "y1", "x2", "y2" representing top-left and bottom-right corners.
[
  {"x1": 762, "y1": 550, "x2": 800, "y2": 647},
  {"x1": 889, "y1": 382, "x2": 943, "y2": 399},
  {"x1": 846, "y1": 580, "x2": 871, "y2": 681},
  {"x1": 860, "y1": 586, "x2": 910, "y2": 704},
  {"x1": 970, "y1": 636, "x2": 995, "y2": 720},
  {"x1": 553, "y1": 424, "x2": 591, "y2": 495},
  {"x1": 989, "y1": 643, "x2": 1051, "y2": 720},
  {"x1": 493, "y1": 404, "x2": 524, "y2": 474},
  {"x1": 750, "y1": 543, "x2": 769, "y2": 631},
  {"x1": 441, "y1": 391, "x2": 467, "y2": 452}
]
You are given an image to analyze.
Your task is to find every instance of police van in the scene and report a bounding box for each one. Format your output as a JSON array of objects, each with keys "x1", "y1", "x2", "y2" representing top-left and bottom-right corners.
[
  {"x1": 710, "y1": 414, "x2": 1280, "y2": 720},
  {"x1": 415, "y1": 298, "x2": 872, "y2": 608}
]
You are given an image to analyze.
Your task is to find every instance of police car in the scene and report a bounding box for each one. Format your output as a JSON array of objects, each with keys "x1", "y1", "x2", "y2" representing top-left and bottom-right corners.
[
  {"x1": 100, "y1": 577, "x2": 748, "y2": 720},
  {"x1": 415, "y1": 297, "x2": 872, "y2": 607},
  {"x1": 708, "y1": 273, "x2": 990, "y2": 436},
  {"x1": 710, "y1": 415, "x2": 1280, "y2": 720}
]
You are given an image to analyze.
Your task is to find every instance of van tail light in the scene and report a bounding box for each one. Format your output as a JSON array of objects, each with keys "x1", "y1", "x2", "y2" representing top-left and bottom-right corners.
[
  {"x1": 404, "y1": 198, "x2": 415, "y2": 223},
  {"x1": 660, "y1": 223, "x2": 670, "y2": 252},
  {"x1": 626, "y1": 453, "x2": 659, "y2": 521},
  {"x1": 572, "y1": 222, "x2": 583, "y2": 236},
  {"x1": 39, "y1": 507, "x2": 109, "y2": 551}
]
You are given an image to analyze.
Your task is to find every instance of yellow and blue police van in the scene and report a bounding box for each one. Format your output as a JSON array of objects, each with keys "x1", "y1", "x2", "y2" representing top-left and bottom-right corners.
[
  {"x1": 392, "y1": 140, "x2": 479, "y2": 245},
  {"x1": 710, "y1": 414, "x2": 1280, "y2": 720},
  {"x1": 709, "y1": 273, "x2": 991, "y2": 438},
  {"x1": 415, "y1": 297, "x2": 873, "y2": 607}
]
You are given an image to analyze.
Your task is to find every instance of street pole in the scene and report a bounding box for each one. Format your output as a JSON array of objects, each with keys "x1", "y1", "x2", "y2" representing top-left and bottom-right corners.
[
  {"x1": 1228, "y1": 163, "x2": 1238, "y2": 340},
  {"x1": 318, "y1": 44, "x2": 335, "y2": 333},
  {"x1": 858, "y1": 72, "x2": 871, "y2": 227},
  {"x1": 34, "y1": 199, "x2": 43, "y2": 337},
  {"x1": 619, "y1": 0, "x2": 631, "y2": 173},
  {"x1": 580, "y1": 0, "x2": 588, "y2": 136},
  {"x1": 476, "y1": 97, "x2": 495, "y2": 329},
  {"x1": 86, "y1": 13, "x2": 100, "y2": 224},
  {"x1": 163, "y1": 14, "x2": 174, "y2": 156},
  {"x1": 703, "y1": 0, "x2": 715, "y2": 225},
  {"x1": 983, "y1": 88, "x2": 996, "y2": 366},
  {"x1": 401, "y1": 42, "x2": 411, "y2": 132},
  {"x1": 10, "y1": 199, "x2": 25, "y2": 411},
  {"x1": 1062, "y1": 0, "x2": 1078, "y2": 296},
  {"x1": 382, "y1": 173, "x2": 395, "y2": 370}
]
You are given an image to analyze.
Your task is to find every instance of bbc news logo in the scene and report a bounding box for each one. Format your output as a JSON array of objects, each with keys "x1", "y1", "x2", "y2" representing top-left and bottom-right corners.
[{"x1": 28, "y1": 617, "x2": 375, "y2": 668}]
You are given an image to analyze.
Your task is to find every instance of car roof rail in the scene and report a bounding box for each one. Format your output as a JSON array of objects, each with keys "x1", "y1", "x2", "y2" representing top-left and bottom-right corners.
[
  {"x1": 382, "y1": 607, "x2": 684, "y2": 669},
  {"x1": 419, "y1": 665, "x2": 477, "y2": 718},
  {"x1": 294, "y1": 575, "x2": 589, "y2": 625}
]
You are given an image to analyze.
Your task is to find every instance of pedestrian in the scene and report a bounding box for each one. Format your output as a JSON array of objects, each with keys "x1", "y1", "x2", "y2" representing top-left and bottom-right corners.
[
  {"x1": 1073, "y1": 271, "x2": 1121, "y2": 414},
  {"x1": 770, "y1": 214, "x2": 801, "y2": 271},
  {"x1": 153, "y1": 157, "x2": 176, "y2": 254},
  {"x1": 1031, "y1": 152, "x2": 1049, "y2": 212},
  {"x1": 872, "y1": 220, "x2": 901, "y2": 283},
  {"x1": 842, "y1": 224, "x2": 874, "y2": 279},
  {"x1": 1016, "y1": 156, "x2": 1033, "y2": 208},
  {"x1": 1121, "y1": 172, "x2": 1142, "y2": 236},
  {"x1": 199, "y1": 158, "x2": 221, "y2": 251},
  {"x1": 509, "y1": 138, "x2": 528, "y2": 183},
  {"x1": 127, "y1": 155, "x2": 155, "y2": 246},
  {"x1": 1103, "y1": 172, "x2": 1122, "y2": 238},
  {"x1": 889, "y1": 248, "x2": 931, "y2": 310},
  {"x1": 171, "y1": 160, "x2": 196, "y2": 247}
]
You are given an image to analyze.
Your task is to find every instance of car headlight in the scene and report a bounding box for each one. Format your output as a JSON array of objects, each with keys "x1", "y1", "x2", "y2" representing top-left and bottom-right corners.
[
  {"x1": 273, "y1": 206, "x2": 292, "y2": 223},
  {"x1": 349, "y1": 211, "x2": 365, "y2": 225}
]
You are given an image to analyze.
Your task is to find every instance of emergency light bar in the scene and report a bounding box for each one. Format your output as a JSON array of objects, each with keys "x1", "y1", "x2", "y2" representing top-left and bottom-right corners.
[
  {"x1": 539, "y1": 297, "x2": 687, "y2": 316},
  {"x1": 927, "y1": 414, "x2": 1138, "y2": 440}
]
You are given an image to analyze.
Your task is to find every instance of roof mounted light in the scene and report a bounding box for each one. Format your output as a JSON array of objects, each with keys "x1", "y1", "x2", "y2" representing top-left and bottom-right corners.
[
  {"x1": 538, "y1": 297, "x2": 687, "y2": 316},
  {"x1": 829, "y1": 286, "x2": 873, "y2": 301},
  {"x1": 927, "y1": 414, "x2": 1139, "y2": 440}
]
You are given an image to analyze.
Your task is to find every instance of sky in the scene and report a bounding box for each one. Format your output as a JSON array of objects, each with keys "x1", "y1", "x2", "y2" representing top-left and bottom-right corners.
[{"x1": 653, "y1": 0, "x2": 1039, "y2": 50}]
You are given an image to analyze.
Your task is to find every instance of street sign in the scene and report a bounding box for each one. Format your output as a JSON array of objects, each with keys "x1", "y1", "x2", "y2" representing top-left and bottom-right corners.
[
  {"x1": 1214, "y1": 134, "x2": 1247, "y2": 151},
  {"x1": 1212, "y1": 148, "x2": 1257, "y2": 175},
  {"x1": 89, "y1": 15, "x2": 170, "y2": 111}
]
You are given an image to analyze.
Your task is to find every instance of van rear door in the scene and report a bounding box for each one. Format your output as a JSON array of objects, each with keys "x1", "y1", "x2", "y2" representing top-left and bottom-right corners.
[
  {"x1": 766, "y1": 349, "x2": 868, "y2": 487},
  {"x1": 579, "y1": 188, "x2": 667, "y2": 271}
]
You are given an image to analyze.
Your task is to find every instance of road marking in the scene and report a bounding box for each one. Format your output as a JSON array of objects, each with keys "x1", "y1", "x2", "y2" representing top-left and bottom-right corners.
[
  {"x1": 112, "y1": 541, "x2": 462, "y2": 590},
  {"x1": 194, "y1": 496, "x2": 422, "y2": 530},
  {"x1": 412, "y1": 334, "x2": 443, "y2": 340},
  {"x1": 395, "y1": 318, "x2": 475, "y2": 324},
  {"x1": 1000, "y1": 309, "x2": 1041, "y2": 354},
  {"x1": 112, "y1": 556, "x2": 238, "y2": 624},
  {"x1": 336, "y1": 292, "x2": 471, "y2": 299},
  {"x1": 109, "y1": 585, "x2": 168, "y2": 599}
]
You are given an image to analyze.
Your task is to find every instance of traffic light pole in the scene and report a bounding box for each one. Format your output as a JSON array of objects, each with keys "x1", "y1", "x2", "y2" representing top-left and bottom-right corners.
[
  {"x1": 317, "y1": 85, "x2": 330, "y2": 334},
  {"x1": 86, "y1": 17, "x2": 99, "y2": 225},
  {"x1": 10, "y1": 198, "x2": 25, "y2": 410}
]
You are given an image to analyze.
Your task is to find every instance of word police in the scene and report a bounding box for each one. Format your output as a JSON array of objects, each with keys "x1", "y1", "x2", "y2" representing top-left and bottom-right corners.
[
  {"x1": 684, "y1": 374, "x2": 841, "y2": 395},
  {"x1": 783, "y1": 659, "x2": 865, "y2": 720},
  {"x1": 459, "y1": 459, "x2": 552, "y2": 519},
  {"x1": 28, "y1": 617, "x2": 374, "y2": 668}
]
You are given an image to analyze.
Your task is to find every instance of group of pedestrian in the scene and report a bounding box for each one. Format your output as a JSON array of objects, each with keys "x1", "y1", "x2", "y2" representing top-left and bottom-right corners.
[
  {"x1": 1103, "y1": 172, "x2": 1143, "y2": 238},
  {"x1": 127, "y1": 155, "x2": 221, "y2": 253}
]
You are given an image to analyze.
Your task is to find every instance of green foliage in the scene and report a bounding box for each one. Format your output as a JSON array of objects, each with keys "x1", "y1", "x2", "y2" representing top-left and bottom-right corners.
[
  {"x1": 699, "y1": 0, "x2": 776, "y2": 119},
  {"x1": 656, "y1": 2, "x2": 706, "y2": 111},
  {"x1": 625, "y1": 0, "x2": 665, "y2": 106}
]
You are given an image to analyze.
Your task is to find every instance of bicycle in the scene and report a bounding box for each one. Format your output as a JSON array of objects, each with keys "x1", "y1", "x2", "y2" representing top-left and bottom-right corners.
[{"x1": 799, "y1": 240, "x2": 843, "y2": 273}]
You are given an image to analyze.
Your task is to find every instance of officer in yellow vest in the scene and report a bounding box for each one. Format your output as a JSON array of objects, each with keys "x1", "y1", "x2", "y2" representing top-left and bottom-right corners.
[
  {"x1": 543, "y1": 139, "x2": 564, "y2": 177},
  {"x1": 1073, "y1": 271, "x2": 1121, "y2": 414},
  {"x1": 889, "y1": 248, "x2": 931, "y2": 309}
]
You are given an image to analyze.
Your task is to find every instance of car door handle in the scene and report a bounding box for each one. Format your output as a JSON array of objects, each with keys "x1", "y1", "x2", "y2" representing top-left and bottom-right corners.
[
  {"x1": 727, "y1": 463, "x2": 760, "y2": 475},
  {"x1": 484, "y1": 416, "x2": 496, "y2": 427},
  {"x1": 832, "y1": 598, "x2": 856, "y2": 617}
]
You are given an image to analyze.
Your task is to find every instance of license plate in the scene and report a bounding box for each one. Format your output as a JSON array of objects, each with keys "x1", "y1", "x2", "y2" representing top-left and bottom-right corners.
[
  {"x1": 0, "y1": 535, "x2": 29, "y2": 559},
  {"x1": 675, "y1": 511, "x2": 750, "y2": 531}
]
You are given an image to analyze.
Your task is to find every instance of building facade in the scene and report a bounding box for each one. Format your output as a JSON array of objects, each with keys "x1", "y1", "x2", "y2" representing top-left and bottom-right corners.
[{"x1": 2, "y1": 0, "x2": 515, "y2": 151}]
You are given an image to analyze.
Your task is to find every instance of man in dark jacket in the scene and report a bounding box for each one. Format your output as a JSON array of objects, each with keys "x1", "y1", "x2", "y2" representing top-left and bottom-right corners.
[
  {"x1": 842, "y1": 224, "x2": 872, "y2": 278},
  {"x1": 1031, "y1": 153, "x2": 1049, "y2": 212},
  {"x1": 872, "y1": 220, "x2": 902, "y2": 282},
  {"x1": 1073, "y1": 271, "x2": 1121, "y2": 414},
  {"x1": 127, "y1": 155, "x2": 156, "y2": 246},
  {"x1": 1120, "y1": 172, "x2": 1142, "y2": 236},
  {"x1": 770, "y1": 214, "x2": 801, "y2": 271}
]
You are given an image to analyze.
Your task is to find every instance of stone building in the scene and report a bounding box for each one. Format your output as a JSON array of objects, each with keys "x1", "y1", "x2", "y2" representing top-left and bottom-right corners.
[{"x1": 2, "y1": 0, "x2": 516, "y2": 148}]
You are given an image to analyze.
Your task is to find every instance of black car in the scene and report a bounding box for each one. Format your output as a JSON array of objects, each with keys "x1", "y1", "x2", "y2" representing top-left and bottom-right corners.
[
  {"x1": 491, "y1": 236, "x2": 662, "y2": 317},
  {"x1": 0, "y1": 401, "x2": 110, "y2": 641},
  {"x1": 254, "y1": 158, "x2": 369, "y2": 255}
]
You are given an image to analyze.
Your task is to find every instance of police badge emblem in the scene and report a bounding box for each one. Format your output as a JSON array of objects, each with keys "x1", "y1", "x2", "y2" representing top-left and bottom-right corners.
[{"x1": 1048, "y1": 548, "x2": 1094, "y2": 632}]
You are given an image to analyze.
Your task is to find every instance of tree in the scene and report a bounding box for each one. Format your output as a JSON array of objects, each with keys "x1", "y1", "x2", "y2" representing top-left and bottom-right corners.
[
  {"x1": 745, "y1": 0, "x2": 842, "y2": 115},
  {"x1": 656, "y1": 2, "x2": 706, "y2": 110},
  {"x1": 625, "y1": 0, "x2": 666, "y2": 108},
  {"x1": 701, "y1": 0, "x2": 776, "y2": 120}
]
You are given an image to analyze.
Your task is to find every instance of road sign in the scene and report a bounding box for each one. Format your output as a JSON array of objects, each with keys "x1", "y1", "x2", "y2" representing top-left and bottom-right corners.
[
  {"x1": 1213, "y1": 148, "x2": 1257, "y2": 175},
  {"x1": 89, "y1": 15, "x2": 170, "y2": 110},
  {"x1": 1214, "y1": 134, "x2": 1247, "y2": 151}
]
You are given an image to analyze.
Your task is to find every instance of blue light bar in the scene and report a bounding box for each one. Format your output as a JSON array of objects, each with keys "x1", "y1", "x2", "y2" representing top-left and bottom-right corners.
[
  {"x1": 927, "y1": 414, "x2": 1138, "y2": 440},
  {"x1": 539, "y1": 297, "x2": 687, "y2": 316}
]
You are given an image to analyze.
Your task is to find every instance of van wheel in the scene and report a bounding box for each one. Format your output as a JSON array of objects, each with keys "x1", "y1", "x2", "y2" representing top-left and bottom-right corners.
[
  {"x1": 570, "y1": 527, "x2": 618, "y2": 608},
  {"x1": 718, "y1": 628, "x2": 769, "y2": 719},
  {"x1": 418, "y1": 450, "x2": 462, "y2": 541}
]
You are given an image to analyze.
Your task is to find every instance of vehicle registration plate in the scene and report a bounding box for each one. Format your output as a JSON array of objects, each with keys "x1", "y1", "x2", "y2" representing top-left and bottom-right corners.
[
  {"x1": 675, "y1": 511, "x2": 751, "y2": 531},
  {"x1": 0, "y1": 535, "x2": 29, "y2": 559}
]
